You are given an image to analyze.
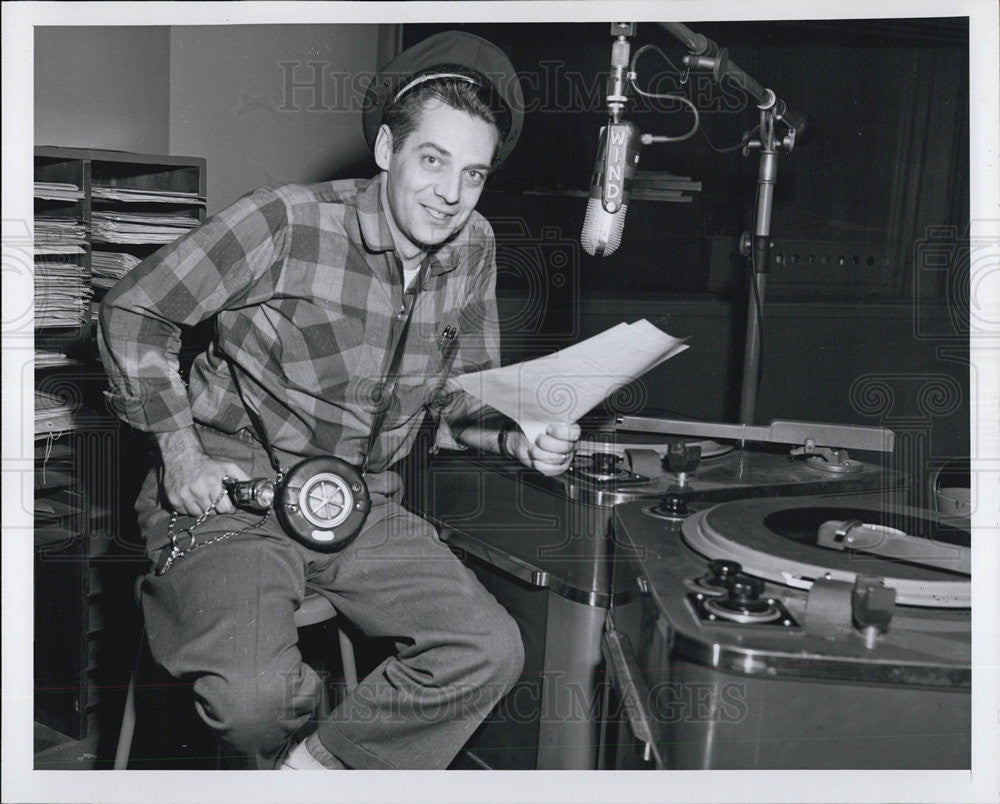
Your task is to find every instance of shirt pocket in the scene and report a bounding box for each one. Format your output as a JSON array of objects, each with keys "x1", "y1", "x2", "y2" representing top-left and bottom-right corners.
[
  {"x1": 430, "y1": 315, "x2": 462, "y2": 378},
  {"x1": 399, "y1": 315, "x2": 461, "y2": 406}
]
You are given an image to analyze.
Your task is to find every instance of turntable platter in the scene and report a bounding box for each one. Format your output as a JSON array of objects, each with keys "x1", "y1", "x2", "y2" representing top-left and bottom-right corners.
[{"x1": 681, "y1": 496, "x2": 970, "y2": 607}]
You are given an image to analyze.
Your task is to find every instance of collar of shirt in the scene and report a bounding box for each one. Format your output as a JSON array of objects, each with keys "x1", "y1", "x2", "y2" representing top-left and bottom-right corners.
[{"x1": 355, "y1": 174, "x2": 468, "y2": 278}]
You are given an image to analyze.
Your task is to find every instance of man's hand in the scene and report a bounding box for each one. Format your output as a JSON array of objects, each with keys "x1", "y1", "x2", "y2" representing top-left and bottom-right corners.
[
  {"x1": 511, "y1": 422, "x2": 581, "y2": 477},
  {"x1": 156, "y1": 428, "x2": 250, "y2": 516}
]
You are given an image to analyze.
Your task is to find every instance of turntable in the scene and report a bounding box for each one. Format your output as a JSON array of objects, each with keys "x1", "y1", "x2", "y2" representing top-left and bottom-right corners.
[
  {"x1": 604, "y1": 494, "x2": 970, "y2": 770},
  {"x1": 411, "y1": 416, "x2": 907, "y2": 770},
  {"x1": 553, "y1": 416, "x2": 902, "y2": 509}
]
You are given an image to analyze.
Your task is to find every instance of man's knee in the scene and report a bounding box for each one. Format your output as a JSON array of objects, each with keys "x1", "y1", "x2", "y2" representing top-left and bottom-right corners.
[
  {"x1": 194, "y1": 661, "x2": 320, "y2": 755},
  {"x1": 476, "y1": 604, "x2": 525, "y2": 693}
]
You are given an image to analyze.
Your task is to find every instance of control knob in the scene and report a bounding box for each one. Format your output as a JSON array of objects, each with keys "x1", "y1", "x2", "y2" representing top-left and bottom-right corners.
[
  {"x1": 703, "y1": 572, "x2": 783, "y2": 623},
  {"x1": 650, "y1": 494, "x2": 689, "y2": 519},
  {"x1": 590, "y1": 451, "x2": 622, "y2": 476},
  {"x1": 695, "y1": 559, "x2": 743, "y2": 594},
  {"x1": 723, "y1": 574, "x2": 768, "y2": 612}
]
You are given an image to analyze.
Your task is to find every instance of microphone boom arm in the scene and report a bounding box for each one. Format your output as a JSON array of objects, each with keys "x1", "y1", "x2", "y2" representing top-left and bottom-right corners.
[
  {"x1": 657, "y1": 22, "x2": 806, "y2": 140},
  {"x1": 647, "y1": 21, "x2": 805, "y2": 426}
]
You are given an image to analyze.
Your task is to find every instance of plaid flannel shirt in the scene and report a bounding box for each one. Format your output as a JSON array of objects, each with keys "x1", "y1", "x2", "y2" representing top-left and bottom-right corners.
[{"x1": 98, "y1": 175, "x2": 500, "y2": 472}]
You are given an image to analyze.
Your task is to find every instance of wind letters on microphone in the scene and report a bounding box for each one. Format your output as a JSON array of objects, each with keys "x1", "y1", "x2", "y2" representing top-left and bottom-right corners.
[
  {"x1": 603, "y1": 125, "x2": 631, "y2": 208},
  {"x1": 581, "y1": 119, "x2": 641, "y2": 257}
]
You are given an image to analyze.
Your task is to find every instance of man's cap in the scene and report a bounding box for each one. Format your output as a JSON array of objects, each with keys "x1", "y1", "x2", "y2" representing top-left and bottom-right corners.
[{"x1": 363, "y1": 31, "x2": 524, "y2": 165}]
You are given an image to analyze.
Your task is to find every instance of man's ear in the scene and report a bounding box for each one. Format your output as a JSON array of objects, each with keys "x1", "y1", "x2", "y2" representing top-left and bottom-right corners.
[{"x1": 374, "y1": 124, "x2": 393, "y2": 171}]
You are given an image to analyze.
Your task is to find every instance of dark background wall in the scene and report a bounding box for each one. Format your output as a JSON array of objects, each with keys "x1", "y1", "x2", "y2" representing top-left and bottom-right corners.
[
  {"x1": 405, "y1": 20, "x2": 968, "y2": 298},
  {"x1": 406, "y1": 20, "x2": 970, "y2": 501}
]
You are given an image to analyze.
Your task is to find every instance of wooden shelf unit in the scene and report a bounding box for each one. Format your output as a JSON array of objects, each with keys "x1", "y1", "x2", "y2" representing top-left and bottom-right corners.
[
  {"x1": 33, "y1": 147, "x2": 206, "y2": 743},
  {"x1": 34, "y1": 146, "x2": 206, "y2": 352}
]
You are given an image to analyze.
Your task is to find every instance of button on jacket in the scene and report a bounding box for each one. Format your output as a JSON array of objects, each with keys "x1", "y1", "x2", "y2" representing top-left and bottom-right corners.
[{"x1": 98, "y1": 174, "x2": 500, "y2": 472}]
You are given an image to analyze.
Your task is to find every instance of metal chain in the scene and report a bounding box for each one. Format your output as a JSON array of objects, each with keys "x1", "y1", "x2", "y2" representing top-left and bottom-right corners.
[{"x1": 155, "y1": 489, "x2": 271, "y2": 576}]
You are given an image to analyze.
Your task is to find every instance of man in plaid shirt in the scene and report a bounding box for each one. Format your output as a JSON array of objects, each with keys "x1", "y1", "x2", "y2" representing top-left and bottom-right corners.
[{"x1": 99, "y1": 32, "x2": 580, "y2": 769}]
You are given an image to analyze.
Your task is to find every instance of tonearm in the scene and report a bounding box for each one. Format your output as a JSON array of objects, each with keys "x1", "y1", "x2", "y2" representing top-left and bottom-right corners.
[{"x1": 615, "y1": 416, "x2": 894, "y2": 474}]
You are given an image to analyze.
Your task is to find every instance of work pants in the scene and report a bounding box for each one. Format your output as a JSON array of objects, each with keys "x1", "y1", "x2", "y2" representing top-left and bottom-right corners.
[{"x1": 135, "y1": 425, "x2": 524, "y2": 769}]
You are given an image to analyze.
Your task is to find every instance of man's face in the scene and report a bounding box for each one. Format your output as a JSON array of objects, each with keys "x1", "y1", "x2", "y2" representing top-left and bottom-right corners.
[{"x1": 375, "y1": 101, "x2": 499, "y2": 257}]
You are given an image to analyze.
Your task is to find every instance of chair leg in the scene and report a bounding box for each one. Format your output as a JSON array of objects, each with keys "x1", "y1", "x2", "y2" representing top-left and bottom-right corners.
[
  {"x1": 338, "y1": 627, "x2": 358, "y2": 691},
  {"x1": 113, "y1": 625, "x2": 145, "y2": 770}
]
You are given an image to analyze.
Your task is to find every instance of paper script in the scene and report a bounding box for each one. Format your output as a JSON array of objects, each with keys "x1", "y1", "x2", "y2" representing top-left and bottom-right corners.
[{"x1": 452, "y1": 319, "x2": 688, "y2": 443}]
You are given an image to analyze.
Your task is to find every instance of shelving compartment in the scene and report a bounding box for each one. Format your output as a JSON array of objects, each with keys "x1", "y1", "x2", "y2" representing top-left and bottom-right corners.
[{"x1": 32, "y1": 147, "x2": 207, "y2": 750}]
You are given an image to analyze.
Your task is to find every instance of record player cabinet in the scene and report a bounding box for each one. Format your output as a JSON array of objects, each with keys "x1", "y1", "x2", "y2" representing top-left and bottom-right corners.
[{"x1": 603, "y1": 495, "x2": 971, "y2": 770}]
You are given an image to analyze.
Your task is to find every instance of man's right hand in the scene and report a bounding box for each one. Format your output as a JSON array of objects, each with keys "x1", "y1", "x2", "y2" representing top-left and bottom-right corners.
[{"x1": 155, "y1": 427, "x2": 251, "y2": 516}]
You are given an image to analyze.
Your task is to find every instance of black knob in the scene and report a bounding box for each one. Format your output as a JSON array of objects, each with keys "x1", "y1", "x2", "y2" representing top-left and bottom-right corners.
[
  {"x1": 725, "y1": 574, "x2": 764, "y2": 605},
  {"x1": 705, "y1": 572, "x2": 780, "y2": 620},
  {"x1": 695, "y1": 558, "x2": 743, "y2": 593},
  {"x1": 591, "y1": 451, "x2": 621, "y2": 475},
  {"x1": 709, "y1": 559, "x2": 743, "y2": 585},
  {"x1": 657, "y1": 495, "x2": 689, "y2": 517}
]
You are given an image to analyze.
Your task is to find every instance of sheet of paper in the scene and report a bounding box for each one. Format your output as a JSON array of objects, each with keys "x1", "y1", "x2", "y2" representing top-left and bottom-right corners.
[
  {"x1": 91, "y1": 186, "x2": 207, "y2": 205},
  {"x1": 452, "y1": 319, "x2": 688, "y2": 444}
]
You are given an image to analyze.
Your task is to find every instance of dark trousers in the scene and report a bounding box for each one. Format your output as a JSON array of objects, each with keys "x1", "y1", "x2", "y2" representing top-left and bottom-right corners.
[{"x1": 136, "y1": 425, "x2": 524, "y2": 769}]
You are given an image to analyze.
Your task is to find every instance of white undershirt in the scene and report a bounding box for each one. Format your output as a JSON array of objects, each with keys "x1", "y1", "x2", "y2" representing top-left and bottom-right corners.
[{"x1": 402, "y1": 263, "x2": 421, "y2": 290}]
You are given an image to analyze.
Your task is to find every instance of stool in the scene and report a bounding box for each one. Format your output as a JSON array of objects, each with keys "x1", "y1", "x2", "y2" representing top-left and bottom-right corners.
[{"x1": 113, "y1": 580, "x2": 358, "y2": 770}]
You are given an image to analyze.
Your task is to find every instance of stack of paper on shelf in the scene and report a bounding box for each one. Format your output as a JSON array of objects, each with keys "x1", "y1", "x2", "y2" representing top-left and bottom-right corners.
[
  {"x1": 91, "y1": 251, "x2": 142, "y2": 288},
  {"x1": 34, "y1": 181, "x2": 85, "y2": 202},
  {"x1": 34, "y1": 216, "x2": 87, "y2": 255},
  {"x1": 91, "y1": 186, "x2": 206, "y2": 206},
  {"x1": 35, "y1": 350, "x2": 79, "y2": 369},
  {"x1": 34, "y1": 214, "x2": 90, "y2": 327},
  {"x1": 35, "y1": 389, "x2": 78, "y2": 435},
  {"x1": 34, "y1": 262, "x2": 92, "y2": 327},
  {"x1": 91, "y1": 211, "x2": 200, "y2": 244}
]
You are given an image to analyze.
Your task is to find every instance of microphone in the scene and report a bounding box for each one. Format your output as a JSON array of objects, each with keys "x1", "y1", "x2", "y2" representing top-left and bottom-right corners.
[
  {"x1": 581, "y1": 118, "x2": 642, "y2": 257},
  {"x1": 775, "y1": 99, "x2": 812, "y2": 146}
]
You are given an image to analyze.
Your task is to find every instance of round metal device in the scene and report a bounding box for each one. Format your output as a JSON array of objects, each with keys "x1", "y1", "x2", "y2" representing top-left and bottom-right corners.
[
  {"x1": 299, "y1": 472, "x2": 355, "y2": 529},
  {"x1": 275, "y1": 456, "x2": 371, "y2": 552}
]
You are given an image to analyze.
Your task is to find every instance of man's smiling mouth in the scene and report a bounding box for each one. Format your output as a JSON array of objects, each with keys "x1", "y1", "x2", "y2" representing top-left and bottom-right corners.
[{"x1": 423, "y1": 205, "x2": 454, "y2": 221}]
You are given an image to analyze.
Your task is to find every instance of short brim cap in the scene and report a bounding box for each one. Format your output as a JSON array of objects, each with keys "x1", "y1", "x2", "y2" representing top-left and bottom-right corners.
[{"x1": 362, "y1": 31, "x2": 524, "y2": 166}]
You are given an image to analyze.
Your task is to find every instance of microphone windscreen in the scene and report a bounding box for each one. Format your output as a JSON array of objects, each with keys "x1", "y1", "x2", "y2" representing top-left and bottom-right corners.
[{"x1": 581, "y1": 197, "x2": 627, "y2": 257}]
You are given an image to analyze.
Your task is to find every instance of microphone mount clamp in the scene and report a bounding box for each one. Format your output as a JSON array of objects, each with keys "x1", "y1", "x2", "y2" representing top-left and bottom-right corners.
[{"x1": 607, "y1": 23, "x2": 635, "y2": 123}]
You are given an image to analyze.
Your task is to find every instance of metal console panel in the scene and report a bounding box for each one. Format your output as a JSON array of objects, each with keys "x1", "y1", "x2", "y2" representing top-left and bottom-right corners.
[
  {"x1": 411, "y1": 448, "x2": 903, "y2": 770},
  {"x1": 414, "y1": 453, "x2": 618, "y2": 769},
  {"x1": 606, "y1": 495, "x2": 970, "y2": 770}
]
